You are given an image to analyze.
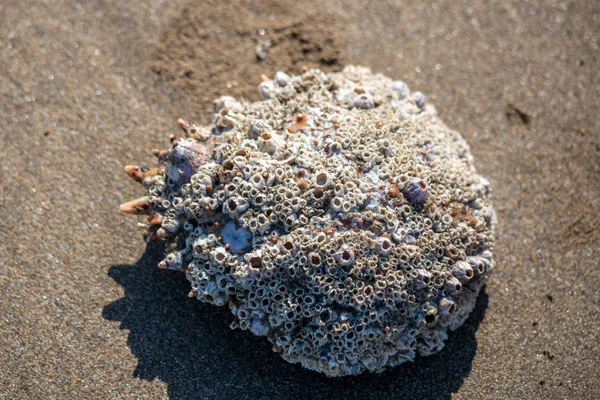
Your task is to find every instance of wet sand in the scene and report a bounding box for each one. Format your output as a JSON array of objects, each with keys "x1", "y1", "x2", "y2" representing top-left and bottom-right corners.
[{"x1": 0, "y1": 0, "x2": 598, "y2": 398}]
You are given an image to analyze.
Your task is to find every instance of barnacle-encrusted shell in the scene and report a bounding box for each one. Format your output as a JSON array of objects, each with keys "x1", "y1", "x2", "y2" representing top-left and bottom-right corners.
[{"x1": 121, "y1": 66, "x2": 497, "y2": 377}]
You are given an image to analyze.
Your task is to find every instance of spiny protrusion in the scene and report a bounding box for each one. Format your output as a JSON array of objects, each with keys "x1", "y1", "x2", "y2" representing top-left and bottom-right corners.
[
  {"x1": 177, "y1": 118, "x2": 190, "y2": 131},
  {"x1": 119, "y1": 196, "x2": 154, "y2": 215},
  {"x1": 147, "y1": 214, "x2": 163, "y2": 226},
  {"x1": 124, "y1": 165, "x2": 164, "y2": 185},
  {"x1": 177, "y1": 118, "x2": 211, "y2": 141},
  {"x1": 152, "y1": 148, "x2": 168, "y2": 158},
  {"x1": 152, "y1": 149, "x2": 170, "y2": 170}
]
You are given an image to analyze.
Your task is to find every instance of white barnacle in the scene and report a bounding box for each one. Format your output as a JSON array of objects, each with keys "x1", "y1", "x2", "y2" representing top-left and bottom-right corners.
[
  {"x1": 274, "y1": 71, "x2": 292, "y2": 87},
  {"x1": 335, "y1": 244, "x2": 355, "y2": 267},
  {"x1": 258, "y1": 80, "x2": 276, "y2": 99},
  {"x1": 375, "y1": 237, "x2": 393, "y2": 256},
  {"x1": 390, "y1": 80, "x2": 409, "y2": 100}
]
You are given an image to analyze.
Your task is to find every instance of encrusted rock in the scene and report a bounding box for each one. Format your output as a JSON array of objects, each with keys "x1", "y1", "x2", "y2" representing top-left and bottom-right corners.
[{"x1": 120, "y1": 66, "x2": 497, "y2": 377}]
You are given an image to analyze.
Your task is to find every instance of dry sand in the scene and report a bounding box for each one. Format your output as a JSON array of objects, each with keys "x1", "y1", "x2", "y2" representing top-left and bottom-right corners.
[{"x1": 1, "y1": 0, "x2": 598, "y2": 398}]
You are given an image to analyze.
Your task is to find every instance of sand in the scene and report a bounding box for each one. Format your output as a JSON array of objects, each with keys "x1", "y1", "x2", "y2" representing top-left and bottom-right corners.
[{"x1": 0, "y1": 0, "x2": 598, "y2": 398}]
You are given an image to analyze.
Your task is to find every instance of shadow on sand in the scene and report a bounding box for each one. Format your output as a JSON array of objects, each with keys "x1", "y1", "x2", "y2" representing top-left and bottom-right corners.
[{"x1": 103, "y1": 242, "x2": 488, "y2": 400}]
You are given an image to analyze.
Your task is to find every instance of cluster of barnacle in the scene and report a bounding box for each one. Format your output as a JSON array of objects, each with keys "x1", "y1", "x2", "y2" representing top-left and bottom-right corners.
[{"x1": 120, "y1": 66, "x2": 496, "y2": 377}]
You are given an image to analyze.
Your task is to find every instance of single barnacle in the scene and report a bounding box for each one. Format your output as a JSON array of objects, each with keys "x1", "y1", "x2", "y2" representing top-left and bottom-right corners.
[
  {"x1": 424, "y1": 307, "x2": 438, "y2": 326},
  {"x1": 467, "y1": 255, "x2": 490, "y2": 276},
  {"x1": 415, "y1": 269, "x2": 433, "y2": 289},
  {"x1": 390, "y1": 80, "x2": 409, "y2": 100},
  {"x1": 351, "y1": 94, "x2": 375, "y2": 109},
  {"x1": 257, "y1": 132, "x2": 285, "y2": 155},
  {"x1": 308, "y1": 252, "x2": 322, "y2": 267},
  {"x1": 375, "y1": 237, "x2": 393, "y2": 256},
  {"x1": 166, "y1": 139, "x2": 211, "y2": 186},
  {"x1": 223, "y1": 197, "x2": 250, "y2": 217},
  {"x1": 377, "y1": 139, "x2": 392, "y2": 157},
  {"x1": 401, "y1": 177, "x2": 428, "y2": 204},
  {"x1": 444, "y1": 277, "x2": 462, "y2": 295},
  {"x1": 438, "y1": 297, "x2": 456, "y2": 315},
  {"x1": 158, "y1": 251, "x2": 183, "y2": 270},
  {"x1": 258, "y1": 80, "x2": 276, "y2": 99},
  {"x1": 213, "y1": 95, "x2": 243, "y2": 113},
  {"x1": 412, "y1": 91, "x2": 426, "y2": 109},
  {"x1": 335, "y1": 244, "x2": 355, "y2": 267},
  {"x1": 403, "y1": 234, "x2": 418, "y2": 246},
  {"x1": 274, "y1": 71, "x2": 292, "y2": 87},
  {"x1": 452, "y1": 260, "x2": 474, "y2": 283}
]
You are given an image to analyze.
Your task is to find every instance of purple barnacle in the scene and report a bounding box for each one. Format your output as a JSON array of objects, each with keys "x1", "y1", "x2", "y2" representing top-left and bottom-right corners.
[
  {"x1": 401, "y1": 178, "x2": 428, "y2": 204},
  {"x1": 166, "y1": 139, "x2": 211, "y2": 185},
  {"x1": 376, "y1": 237, "x2": 393, "y2": 256},
  {"x1": 351, "y1": 94, "x2": 375, "y2": 110},
  {"x1": 403, "y1": 234, "x2": 418, "y2": 246},
  {"x1": 412, "y1": 91, "x2": 426, "y2": 109}
]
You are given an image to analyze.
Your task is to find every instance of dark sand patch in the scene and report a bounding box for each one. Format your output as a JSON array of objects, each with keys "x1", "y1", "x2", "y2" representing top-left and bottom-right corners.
[{"x1": 150, "y1": 0, "x2": 345, "y2": 123}]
